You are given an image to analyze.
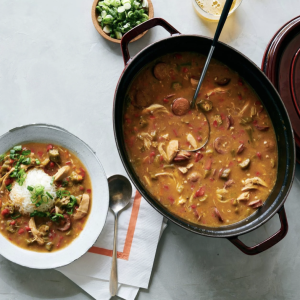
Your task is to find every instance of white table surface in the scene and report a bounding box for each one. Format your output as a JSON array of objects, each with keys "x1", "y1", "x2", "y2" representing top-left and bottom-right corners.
[{"x1": 0, "y1": 0, "x2": 300, "y2": 299}]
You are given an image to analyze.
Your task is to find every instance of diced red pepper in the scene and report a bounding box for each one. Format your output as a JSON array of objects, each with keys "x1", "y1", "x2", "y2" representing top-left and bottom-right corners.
[
  {"x1": 182, "y1": 67, "x2": 188, "y2": 73},
  {"x1": 220, "y1": 113, "x2": 225, "y2": 120},
  {"x1": 197, "y1": 136, "x2": 202, "y2": 141},
  {"x1": 25, "y1": 226, "x2": 31, "y2": 232},
  {"x1": 163, "y1": 98, "x2": 169, "y2": 103},
  {"x1": 204, "y1": 159, "x2": 212, "y2": 170},
  {"x1": 195, "y1": 187, "x2": 205, "y2": 197},
  {"x1": 79, "y1": 186, "x2": 84, "y2": 191},
  {"x1": 168, "y1": 196, "x2": 175, "y2": 204},
  {"x1": 173, "y1": 129, "x2": 178, "y2": 137},
  {"x1": 163, "y1": 185, "x2": 169, "y2": 190},
  {"x1": 10, "y1": 220, "x2": 16, "y2": 225},
  {"x1": 37, "y1": 151, "x2": 43, "y2": 158},
  {"x1": 87, "y1": 189, "x2": 91, "y2": 194},
  {"x1": 9, "y1": 159, "x2": 14, "y2": 164},
  {"x1": 65, "y1": 161, "x2": 71, "y2": 165},
  {"x1": 213, "y1": 120, "x2": 218, "y2": 128},
  {"x1": 18, "y1": 228, "x2": 25, "y2": 234},
  {"x1": 149, "y1": 115, "x2": 155, "y2": 119},
  {"x1": 195, "y1": 152, "x2": 203, "y2": 163},
  {"x1": 238, "y1": 78, "x2": 244, "y2": 86},
  {"x1": 47, "y1": 144, "x2": 53, "y2": 152},
  {"x1": 190, "y1": 204, "x2": 197, "y2": 209},
  {"x1": 150, "y1": 151, "x2": 155, "y2": 158},
  {"x1": 5, "y1": 178, "x2": 13, "y2": 186},
  {"x1": 255, "y1": 171, "x2": 260, "y2": 176},
  {"x1": 49, "y1": 162, "x2": 55, "y2": 168},
  {"x1": 256, "y1": 152, "x2": 262, "y2": 159}
]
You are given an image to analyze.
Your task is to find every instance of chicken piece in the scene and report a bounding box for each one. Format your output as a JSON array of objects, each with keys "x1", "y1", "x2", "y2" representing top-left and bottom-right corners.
[
  {"x1": 166, "y1": 140, "x2": 178, "y2": 163},
  {"x1": 214, "y1": 207, "x2": 223, "y2": 222},
  {"x1": 0, "y1": 167, "x2": 15, "y2": 191},
  {"x1": 73, "y1": 193, "x2": 89, "y2": 220},
  {"x1": 55, "y1": 196, "x2": 70, "y2": 207},
  {"x1": 178, "y1": 167, "x2": 188, "y2": 174},
  {"x1": 177, "y1": 196, "x2": 187, "y2": 205},
  {"x1": 54, "y1": 166, "x2": 70, "y2": 182},
  {"x1": 48, "y1": 149, "x2": 60, "y2": 162},
  {"x1": 138, "y1": 132, "x2": 153, "y2": 150},
  {"x1": 70, "y1": 171, "x2": 83, "y2": 183},
  {"x1": 216, "y1": 188, "x2": 228, "y2": 195},
  {"x1": 76, "y1": 195, "x2": 83, "y2": 205},
  {"x1": 244, "y1": 177, "x2": 268, "y2": 187},
  {"x1": 41, "y1": 158, "x2": 50, "y2": 166},
  {"x1": 38, "y1": 225, "x2": 50, "y2": 237},
  {"x1": 187, "y1": 134, "x2": 197, "y2": 149},
  {"x1": 158, "y1": 143, "x2": 168, "y2": 162},
  {"x1": 29, "y1": 218, "x2": 45, "y2": 245},
  {"x1": 238, "y1": 101, "x2": 250, "y2": 116},
  {"x1": 142, "y1": 104, "x2": 169, "y2": 115},
  {"x1": 237, "y1": 192, "x2": 250, "y2": 201},
  {"x1": 187, "y1": 171, "x2": 201, "y2": 182},
  {"x1": 55, "y1": 206, "x2": 64, "y2": 214}
]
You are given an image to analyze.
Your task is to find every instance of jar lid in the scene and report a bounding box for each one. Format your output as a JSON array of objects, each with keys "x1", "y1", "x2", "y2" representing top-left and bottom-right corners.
[{"x1": 262, "y1": 16, "x2": 300, "y2": 163}]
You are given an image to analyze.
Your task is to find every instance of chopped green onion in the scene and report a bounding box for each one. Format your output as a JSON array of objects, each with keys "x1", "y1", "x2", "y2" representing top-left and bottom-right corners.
[
  {"x1": 50, "y1": 176, "x2": 54, "y2": 185},
  {"x1": 6, "y1": 184, "x2": 12, "y2": 191},
  {"x1": 0, "y1": 154, "x2": 5, "y2": 162},
  {"x1": 27, "y1": 186, "x2": 34, "y2": 191},
  {"x1": 11, "y1": 214, "x2": 21, "y2": 220},
  {"x1": 22, "y1": 150, "x2": 31, "y2": 156},
  {"x1": 46, "y1": 192, "x2": 53, "y2": 199},
  {"x1": 36, "y1": 159, "x2": 41, "y2": 165},
  {"x1": 13, "y1": 145, "x2": 22, "y2": 152}
]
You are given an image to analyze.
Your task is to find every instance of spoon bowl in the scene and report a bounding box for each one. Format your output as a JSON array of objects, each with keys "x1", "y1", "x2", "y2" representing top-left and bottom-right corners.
[{"x1": 109, "y1": 175, "x2": 132, "y2": 214}]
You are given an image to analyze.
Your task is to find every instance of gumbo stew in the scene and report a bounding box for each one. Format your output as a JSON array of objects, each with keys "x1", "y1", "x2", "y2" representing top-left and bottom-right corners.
[
  {"x1": 0, "y1": 143, "x2": 92, "y2": 252},
  {"x1": 123, "y1": 52, "x2": 278, "y2": 227}
]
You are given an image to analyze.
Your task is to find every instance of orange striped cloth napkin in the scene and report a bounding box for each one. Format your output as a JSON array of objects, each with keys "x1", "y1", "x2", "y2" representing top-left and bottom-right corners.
[{"x1": 57, "y1": 185, "x2": 166, "y2": 300}]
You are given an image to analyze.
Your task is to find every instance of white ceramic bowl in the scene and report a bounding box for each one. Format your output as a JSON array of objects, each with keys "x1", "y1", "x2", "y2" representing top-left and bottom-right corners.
[{"x1": 0, "y1": 124, "x2": 109, "y2": 269}]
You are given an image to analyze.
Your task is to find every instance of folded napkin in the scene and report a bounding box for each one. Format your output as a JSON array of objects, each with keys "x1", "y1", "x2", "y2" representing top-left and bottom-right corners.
[{"x1": 57, "y1": 185, "x2": 166, "y2": 299}]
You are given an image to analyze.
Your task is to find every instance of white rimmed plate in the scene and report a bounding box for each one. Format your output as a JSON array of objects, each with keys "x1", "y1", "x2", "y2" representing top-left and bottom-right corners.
[{"x1": 0, "y1": 124, "x2": 109, "y2": 269}]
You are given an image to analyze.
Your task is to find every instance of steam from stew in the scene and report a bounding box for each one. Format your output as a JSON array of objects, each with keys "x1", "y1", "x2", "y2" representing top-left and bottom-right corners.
[
  {"x1": 0, "y1": 143, "x2": 92, "y2": 252},
  {"x1": 123, "y1": 52, "x2": 278, "y2": 227}
]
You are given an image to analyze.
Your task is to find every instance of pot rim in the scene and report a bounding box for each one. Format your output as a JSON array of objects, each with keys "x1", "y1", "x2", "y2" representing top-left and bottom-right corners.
[{"x1": 113, "y1": 33, "x2": 296, "y2": 238}]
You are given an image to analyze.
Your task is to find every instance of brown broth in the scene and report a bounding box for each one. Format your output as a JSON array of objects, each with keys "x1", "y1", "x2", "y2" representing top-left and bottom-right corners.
[
  {"x1": 0, "y1": 143, "x2": 92, "y2": 252},
  {"x1": 123, "y1": 52, "x2": 278, "y2": 227}
]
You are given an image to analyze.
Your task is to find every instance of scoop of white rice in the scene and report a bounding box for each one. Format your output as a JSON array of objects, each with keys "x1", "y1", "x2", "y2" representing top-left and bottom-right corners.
[{"x1": 10, "y1": 169, "x2": 57, "y2": 215}]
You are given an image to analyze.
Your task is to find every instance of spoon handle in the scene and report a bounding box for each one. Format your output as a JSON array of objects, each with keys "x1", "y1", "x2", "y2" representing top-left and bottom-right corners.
[
  {"x1": 191, "y1": 0, "x2": 234, "y2": 108},
  {"x1": 109, "y1": 213, "x2": 118, "y2": 296}
]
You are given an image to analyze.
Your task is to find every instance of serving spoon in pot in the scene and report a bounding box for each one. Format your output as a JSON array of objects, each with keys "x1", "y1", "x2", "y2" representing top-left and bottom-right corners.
[
  {"x1": 176, "y1": 0, "x2": 234, "y2": 152},
  {"x1": 108, "y1": 175, "x2": 132, "y2": 296}
]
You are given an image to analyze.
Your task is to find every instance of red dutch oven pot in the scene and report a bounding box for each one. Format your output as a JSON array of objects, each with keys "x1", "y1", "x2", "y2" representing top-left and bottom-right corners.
[{"x1": 113, "y1": 18, "x2": 296, "y2": 255}]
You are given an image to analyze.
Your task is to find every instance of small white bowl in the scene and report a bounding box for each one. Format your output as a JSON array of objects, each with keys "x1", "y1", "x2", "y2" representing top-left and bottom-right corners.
[{"x1": 0, "y1": 124, "x2": 109, "y2": 269}]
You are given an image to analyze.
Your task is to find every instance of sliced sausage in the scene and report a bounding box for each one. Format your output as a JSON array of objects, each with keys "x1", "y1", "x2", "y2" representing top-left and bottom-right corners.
[
  {"x1": 134, "y1": 90, "x2": 153, "y2": 108},
  {"x1": 214, "y1": 207, "x2": 223, "y2": 222},
  {"x1": 57, "y1": 214, "x2": 71, "y2": 232},
  {"x1": 213, "y1": 136, "x2": 230, "y2": 154},
  {"x1": 226, "y1": 115, "x2": 234, "y2": 129},
  {"x1": 214, "y1": 77, "x2": 231, "y2": 86},
  {"x1": 174, "y1": 150, "x2": 191, "y2": 161},
  {"x1": 255, "y1": 125, "x2": 270, "y2": 131},
  {"x1": 224, "y1": 179, "x2": 234, "y2": 189},
  {"x1": 172, "y1": 98, "x2": 190, "y2": 116},
  {"x1": 237, "y1": 143, "x2": 245, "y2": 154},
  {"x1": 248, "y1": 200, "x2": 263, "y2": 208},
  {"x1": 153, "y1": 63, "x2": 169, "y2": 80}
]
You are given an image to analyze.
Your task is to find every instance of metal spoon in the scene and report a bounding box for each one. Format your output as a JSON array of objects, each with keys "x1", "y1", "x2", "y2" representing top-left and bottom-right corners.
[
  {"x1": 108, "y1": 175, "x2": 132, "y2": 296},
  {"x1": 179, "y1": 0, "x2": 234, "y2": 152}
]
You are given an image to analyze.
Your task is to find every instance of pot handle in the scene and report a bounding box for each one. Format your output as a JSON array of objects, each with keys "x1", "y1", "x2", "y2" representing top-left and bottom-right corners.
[
  {"x1": 121, "y1": 18, "x2": 180, "y2": 66},
  {"x1": 228, "y1": 206, "x2": 288, "y2": 255}
]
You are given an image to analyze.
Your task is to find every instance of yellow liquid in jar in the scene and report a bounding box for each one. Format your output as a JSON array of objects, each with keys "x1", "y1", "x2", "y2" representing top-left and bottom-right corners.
[{"x1": 195, "y1": 0, "x2": 237, "y2": 16}]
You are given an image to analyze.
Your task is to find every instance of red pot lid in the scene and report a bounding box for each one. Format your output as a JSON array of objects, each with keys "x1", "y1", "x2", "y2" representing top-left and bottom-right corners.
[{"x1": 262, "y1": 15, "x2": 300, "y2": 163}]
